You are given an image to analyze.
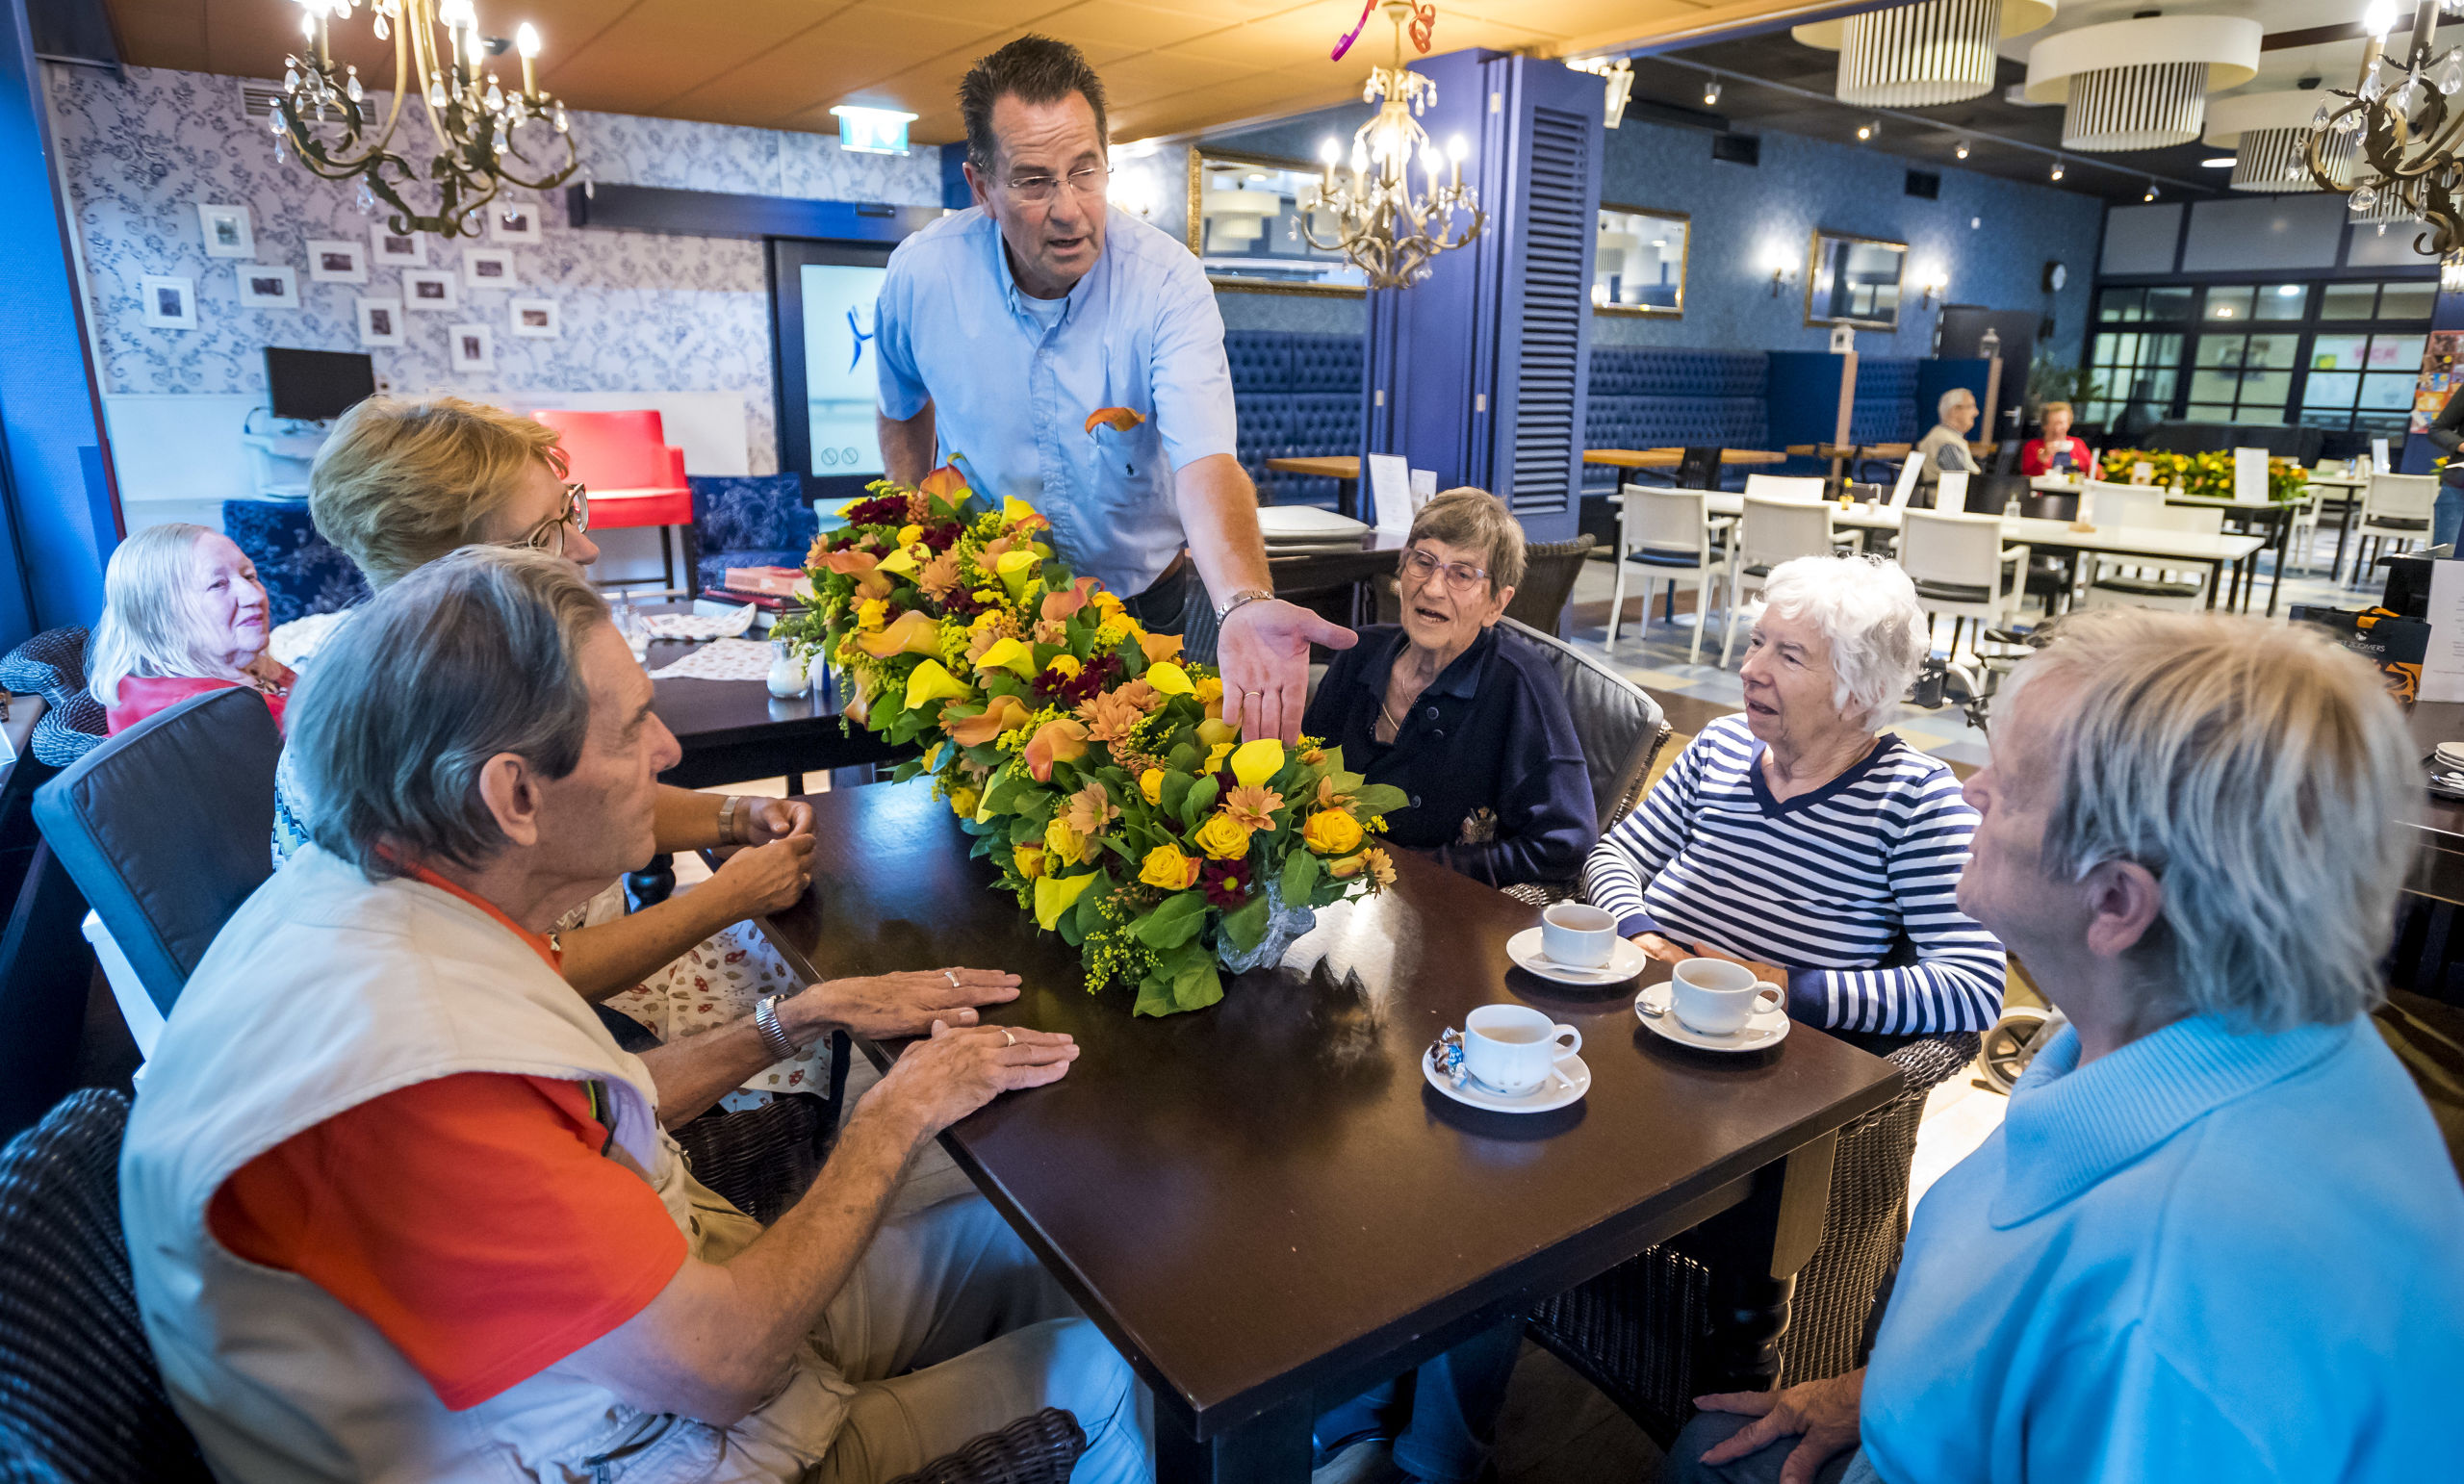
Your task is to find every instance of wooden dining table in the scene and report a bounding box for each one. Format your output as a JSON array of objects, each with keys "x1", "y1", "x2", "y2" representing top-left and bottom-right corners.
[{"x1": 756, "y1": 781, "x2": 1903, "y2": 1483}]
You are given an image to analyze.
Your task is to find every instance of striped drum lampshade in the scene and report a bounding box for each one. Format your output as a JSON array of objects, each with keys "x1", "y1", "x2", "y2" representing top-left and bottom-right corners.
[
  {"x1": 2024, "y1": 13, "x2": 2262, "y2": 152},
  {"x1": 1793, "y1": 0, "x2": 2055, "y2": 110}
]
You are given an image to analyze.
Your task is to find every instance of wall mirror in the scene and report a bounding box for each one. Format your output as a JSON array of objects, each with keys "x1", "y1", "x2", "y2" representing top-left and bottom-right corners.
[
  {"x1": 1806, "y1": 230, "x2": 1906, "y2": 328},
  {"x1": 1186, "y1": 149, "x2": 1367, "y2": 294},
  {"x1": 1592, "y1": 205, "x2": 1688, "y2": 316}
]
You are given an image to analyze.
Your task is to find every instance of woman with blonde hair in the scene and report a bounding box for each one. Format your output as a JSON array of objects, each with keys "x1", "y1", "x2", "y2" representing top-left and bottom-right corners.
[
  {"x1": 280, "y1": 396, "x2": 1006, "y2": 1099},
  {"x1": 90, "y1": 523, "x2": 295, "y2": 734}
]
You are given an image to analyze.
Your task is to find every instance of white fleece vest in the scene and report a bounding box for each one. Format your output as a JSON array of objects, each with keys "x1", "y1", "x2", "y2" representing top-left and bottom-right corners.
[{"x1": 120, "y1": 847, "x2": 853, "y2": 1483}]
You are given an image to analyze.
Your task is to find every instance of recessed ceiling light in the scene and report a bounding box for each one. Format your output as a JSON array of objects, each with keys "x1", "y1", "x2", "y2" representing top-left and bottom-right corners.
[{"x1": 2200, "y1": 156, "x2": 2236, "y2": 168}]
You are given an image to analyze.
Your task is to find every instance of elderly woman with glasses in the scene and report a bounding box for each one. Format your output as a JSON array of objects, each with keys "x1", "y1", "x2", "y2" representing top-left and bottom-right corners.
[
  {"x1": 1300, "y1": 487, "x2": 1594, "y2": 891},
  {"x1": 1583, "y1": 554, "x2": 2005, "y2": 1043},
  {"x1": 90, "y1": 523, "x2": 296, "y2": 735},
  {"x1": 275, "y1": 396, "x2": 1008, "y2": 1106}
]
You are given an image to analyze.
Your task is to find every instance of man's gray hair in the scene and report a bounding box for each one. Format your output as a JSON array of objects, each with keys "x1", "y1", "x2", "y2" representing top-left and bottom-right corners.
[
  {"x1": 1938, "y1": 386, "x2": 1976, "y2": 420},
  {"x1": 288, "y1": 546, "x2": 609, "y2": 879},
  {"x1": 1757, "y1": 554, "x2": 1929, "y2": 729},
  {"x1": 2004, "y1": 609, "x2": 2418, "y2": 1031}
]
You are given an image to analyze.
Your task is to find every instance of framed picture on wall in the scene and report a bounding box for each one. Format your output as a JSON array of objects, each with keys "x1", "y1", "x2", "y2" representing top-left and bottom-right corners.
[
  {"x1": 401, "y1": 269, "x2": 459, "y2": 311},
  {"x1": 449, "y1": 323, "x2": 495, "y2": 372},
  {"x1": 507, "y1": 297, "x2": 560, "y2": 338},
  {"x1": 371, "y1": 225, "x2": 425, "y2": 266},
  {"x1": 140, "y1": 274, "x2": 197, "y2": 329},
  {"x1": 237, "y1": 264, "x2": 299, "y2": 309},
  {"x1": 196, "y1": 203, "x2": 253, "y2": 259},
  {"x1": 462, "y1": 247, "x2": 517, "y2": 291},
  {"x1": 491, "y1": 202, "x2": 543, "y2": 244},
  {"x1": 305, "y1": 240, "x2": 368, "y2": 284},
  {"x1": 356, "y1": 296, "x2": 404, "y2": 346}
]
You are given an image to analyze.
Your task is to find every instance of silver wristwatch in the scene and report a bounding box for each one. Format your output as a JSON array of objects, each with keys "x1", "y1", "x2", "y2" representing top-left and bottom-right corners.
[
  {"x1": 716, "y1": 794, "x2": 747, "y2": 845},
  {"x1": 752, "y1": 992, "x2": 798, "y2": 1061},
  {"x1": 1214, "y1": 586, "x2": 1274, "y2": 624}
]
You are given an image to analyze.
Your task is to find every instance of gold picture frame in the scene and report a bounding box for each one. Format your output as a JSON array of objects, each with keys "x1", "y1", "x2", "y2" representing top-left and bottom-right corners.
[
  {"x1": 1804, "y1": 228, "x2": 1908, "y2": 330},
  {"x1": 1593, "y1": 203, "x2": 1689, "y2": 319},
  {"x1": 1186, "y1": 147, "x2": 1367, "y2": 297}
]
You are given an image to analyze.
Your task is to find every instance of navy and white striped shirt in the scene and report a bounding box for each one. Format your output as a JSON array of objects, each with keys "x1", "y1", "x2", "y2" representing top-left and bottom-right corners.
[{"x1": 1582, "y1": 715, "x2": 2006, "y2": 1036}]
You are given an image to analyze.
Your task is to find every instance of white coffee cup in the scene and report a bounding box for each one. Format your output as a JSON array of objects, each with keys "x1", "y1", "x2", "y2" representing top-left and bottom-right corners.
[
  {"x1": 1462, "y1": 1004, "x2": 1582, "y2": 1096},
  {"x1": 1540, "y1": 901, "x2": 1615, "y2": 969},
  {"x1": 1670, "y1": 957, "x2": 1784, "y2": 1036}
]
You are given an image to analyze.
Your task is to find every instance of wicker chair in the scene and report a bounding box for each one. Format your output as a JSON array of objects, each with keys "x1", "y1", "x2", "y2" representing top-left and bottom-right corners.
[
  {"x1": 1526, "y1": 1031, "x2": 1978, "y2": 1446},
  {"x1": 0, "y1": 1090, "x2": 1071, "y2": 1484},
  {"x1": 1491, "y1": 617, "x2": 1672, "y2": 909},
  {"x1": 1502, "y1": 535, "x2": 1597, "y2": 636}
]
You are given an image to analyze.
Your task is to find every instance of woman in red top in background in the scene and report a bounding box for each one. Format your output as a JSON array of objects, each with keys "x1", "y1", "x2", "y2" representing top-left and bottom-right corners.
[
  {"x1": 2019, "y1": 400, "x2": 2095, "y2": 478},
  {"x1": 90, "y1": 523, "x2": 295, "y2": 734}
]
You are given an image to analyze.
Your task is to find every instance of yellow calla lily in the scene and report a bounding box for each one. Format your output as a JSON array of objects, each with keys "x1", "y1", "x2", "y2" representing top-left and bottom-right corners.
[
  {"x1": 1229, "y1": 739, "x2": 1285, "y2": 789},
  {"x1": 1002, "y1": 496, "x2": 1044, "y2": 527},
  {"x1": 876, "y1": 547, "x2": 919, "y2": 576},
  {"x1": 1144, "y1": 661, "x2": 1194, "y2": 696},
  {"x1": 1195, "y1": 717, "x2": 1239, "y2": 752},
  {"x1": 972, "y1": 635, "x2": 1037, "y2": 679},
  {"x1": 995, "y1": 548, "x2": 1041, "y2": 599},
  {"x1": 1034, "y1": 871, "x2": 1099, "y2": 931},
  {"x1": 902, "y1": 659, "x2": 970, "y2": 708}
]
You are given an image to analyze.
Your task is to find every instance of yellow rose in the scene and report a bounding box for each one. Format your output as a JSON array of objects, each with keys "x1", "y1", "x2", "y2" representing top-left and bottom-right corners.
[
  {"x1": 1301, "y1": 808, "x2": 1365, "y2": 857},
  {"x1": 896, "y1": 523, "x2": 923, "y2": 546},
  {"x1": 1326, "y1": 851, "x2": 1367, "y2": 879},
  {"x1": 1013, "y1": 843, "x2": 1046, "y2": 880},
  {"x1": 1203, "y1": 741, "x2": 1235, "y2": 776},
  {"x1": 857, "y1": 598, "x2": 887, "y2": 631},
  {"x1": 949, "y1": 785, "x2": 981, "y2": 818},
  {"x1": 1043, "y1": 818, "x2": 1087, "y2": 868},
  {"x1": 1139, "y1": 842, "x2": 1201, "y2": 891},
  {"x1": 1193, "y1": 812, "x2": 1253, "y2": 861},
  {"x1": 1139, "y1": 767, "x2": 1166, "y2": 806},
  {"x1": 1046, "y1": 653, "x2": 1083, "y2": 679},
  {"x1": 1194, "y1": 676, "x2": 1223, "y2": 705},
  {"x1": 1229, "y1": 738, "x2": 1285, "y2": 789},
  {"x1": 1195, "y1": 717, "x2": 1238, "y2": 752}
]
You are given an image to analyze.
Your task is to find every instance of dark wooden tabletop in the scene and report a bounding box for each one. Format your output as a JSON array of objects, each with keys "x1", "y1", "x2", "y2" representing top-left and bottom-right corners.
[
  {"x1": 643, "y1": 613, "x2": 911, "y2": 789},
  {"x1": 757, "y1": 781, "x2": 1902, "y2": 1461}
]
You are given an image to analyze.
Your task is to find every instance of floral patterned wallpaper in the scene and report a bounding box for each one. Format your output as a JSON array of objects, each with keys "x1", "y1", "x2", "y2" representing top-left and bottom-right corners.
[{"x1": 47, "y1": 64, "x2": 943, "y2": 474}]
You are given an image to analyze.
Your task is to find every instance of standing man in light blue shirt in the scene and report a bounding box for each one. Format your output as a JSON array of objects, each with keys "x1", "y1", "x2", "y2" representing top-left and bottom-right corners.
[{"x1": 875, "y1": 36, "x2": 1352, "y2": 744}]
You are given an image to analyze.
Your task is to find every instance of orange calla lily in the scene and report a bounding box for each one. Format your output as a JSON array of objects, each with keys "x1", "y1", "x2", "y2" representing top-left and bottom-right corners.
[
  {"x1": 1085, "y1": 406, "x2": 1146, "y2": 435},
  {"x1": 919, "y1": 464, "x2": 969, "y2": 500},
  {"x1": 945, "y1": 693, "x2": 1032, "y2": 747},
  {"x1": 1139, "y1": 630, "x2": 1185, "y2": 666},
  {"x1": 856, "y1": 608, "x2": 940, "y2": 658},
  {"x1": 818, "y1": 549, "x2": 880, "y2": 577},
  {"x1": 1040, "y1": 575, "x2": 1102, "y2": 626},
  {"x1": 1024, "y1": 718, "x2": 1091, "y2": 782}
]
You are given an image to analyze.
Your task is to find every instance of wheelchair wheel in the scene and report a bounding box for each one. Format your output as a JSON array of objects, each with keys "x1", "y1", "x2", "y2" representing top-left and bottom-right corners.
[{"x1": 1977, "y1": 1006, "x2": 2052, "y2": 1094}]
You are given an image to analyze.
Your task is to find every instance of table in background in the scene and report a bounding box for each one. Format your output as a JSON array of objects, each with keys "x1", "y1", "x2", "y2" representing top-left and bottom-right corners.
[
  {"x1": 2412, "y1": 703, "x2": 2464, "y2": 845},
  {"x1": 1267, "y1": 528, "x2": 1409, "y2": 627},
  {"x1": 644, "y1": 612, "x2": 911, "y2": 793},
  {"x1": 757, "y1": 782, "x2": 1900, "y2": 1483},
  {"x1": 1585, "y1": 448, "x2": 1790, "y2": 483},
  {"x1": 2306, "y1": 473, "x2": 2370, "y2": 584},
  {"x1": 1263, "y1": 456, "x2": 1365, "y2": 522}
]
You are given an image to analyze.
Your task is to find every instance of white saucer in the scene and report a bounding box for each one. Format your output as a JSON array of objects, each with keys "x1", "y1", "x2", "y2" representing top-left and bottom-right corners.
[
  {"x1": 1506, "y1": 927, "x2": 1648, "y2": 986},
  {"x1": 1634, "y1": 983, "x2": 1792, "y2": 1053},
  {"x1": 1422, "y1": 1044, "x2": 1592, "y2": 1113}
]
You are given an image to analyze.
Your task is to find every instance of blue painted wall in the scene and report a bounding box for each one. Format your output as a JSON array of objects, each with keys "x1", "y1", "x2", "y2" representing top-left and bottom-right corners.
[{"x1": 1198, "y1": 99, "x2": 2107, "y2": 370}]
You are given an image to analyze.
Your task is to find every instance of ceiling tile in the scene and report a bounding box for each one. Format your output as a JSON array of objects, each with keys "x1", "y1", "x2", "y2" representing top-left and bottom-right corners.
[{"x1": 1035, "y1": 1, "x2": 1245, "y2": 53}]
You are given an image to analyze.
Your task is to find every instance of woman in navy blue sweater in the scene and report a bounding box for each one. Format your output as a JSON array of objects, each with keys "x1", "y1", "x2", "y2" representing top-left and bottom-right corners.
[{"x1": 1301, "y1": 488, "x2": 1596, "y2": 892}]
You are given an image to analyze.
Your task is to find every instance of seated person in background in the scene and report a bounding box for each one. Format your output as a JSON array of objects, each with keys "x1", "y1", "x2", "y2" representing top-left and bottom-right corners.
[
  {"x1": 2017, "y1": 398, "x2": 2092, "y2": 478},
  {"x1": 1911, "y1": 388, "x2": 1982, "y2": 506},
  {"x1": 1300, "y1": 487, "x2": 1594, "y2": 890},
  {"x1": 296, "y1": 395, "x2": 851, "y2": 1099},
  {"x1": 1669, "y1": 610, "x2": 2464, "y2": 1484},
  {"x1": 1582, "y1": 555, "x2": 2005, "y2": 1042},
  {"x1": 120, "y1": 548, "x2": 1147, "y2": 1484},
  {"x1": 89, "y1": 522, "x2": 294, "y2": 734}
]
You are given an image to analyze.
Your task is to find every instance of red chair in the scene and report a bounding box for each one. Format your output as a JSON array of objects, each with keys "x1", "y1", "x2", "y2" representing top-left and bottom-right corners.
[{"x1": 532, "y1": 409, "x2": 694, "y2": 593}]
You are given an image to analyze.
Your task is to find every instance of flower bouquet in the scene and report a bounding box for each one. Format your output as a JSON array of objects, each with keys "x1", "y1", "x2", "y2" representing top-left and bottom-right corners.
[
  {"x1": 2098, "y1": 448, "x2": 2306, "y2": 502},
  {"x1": 774, "y1": 466, "x2": 1408, "y2": 1016}
]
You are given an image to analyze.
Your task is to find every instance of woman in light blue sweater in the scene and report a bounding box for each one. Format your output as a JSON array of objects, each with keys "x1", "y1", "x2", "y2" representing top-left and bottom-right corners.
[{"x1": 1669, "y1": 609, "x2": 2464, "y2": 1484}]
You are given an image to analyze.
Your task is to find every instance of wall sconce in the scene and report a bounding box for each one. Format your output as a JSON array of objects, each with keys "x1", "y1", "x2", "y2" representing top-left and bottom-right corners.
[
  {"x1": 1918, "y1": 268, "x2": 1949, "y2": 307},
  {"x1": 1765, "y1": 250, "x2": 1796, "y2": 297}
]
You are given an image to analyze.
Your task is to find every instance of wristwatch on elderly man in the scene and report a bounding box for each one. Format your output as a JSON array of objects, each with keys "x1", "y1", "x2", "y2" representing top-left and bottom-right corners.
[
  {"x1": 716, "y1": 794, "x2": 757, "y2": 846},
  {"x1": 1214, "y1": 587, "x2": 1274, "y2": 625},
  {"x1": 753, "y1": 992, "x2": 801, "y2": 1060}
]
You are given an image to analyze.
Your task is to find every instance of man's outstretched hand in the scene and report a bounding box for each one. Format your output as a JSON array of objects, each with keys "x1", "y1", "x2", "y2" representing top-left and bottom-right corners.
[{"x1": 1217, "y1": 598, "x2": 1355, "y2": 743}]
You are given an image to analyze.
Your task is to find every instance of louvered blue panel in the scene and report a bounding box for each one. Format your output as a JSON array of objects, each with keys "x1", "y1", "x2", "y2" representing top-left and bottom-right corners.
[{"x1": 1500, "y1": 105, "x2": 1590, "y2": 522}]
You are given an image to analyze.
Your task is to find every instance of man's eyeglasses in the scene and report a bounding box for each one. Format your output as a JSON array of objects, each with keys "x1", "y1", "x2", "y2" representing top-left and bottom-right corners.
[
  {"x1": 1399, "y1": 548, "x2": 1490, "y2": 595},
  {"x1": 1003, "y1": 164, "x2": 1113, "y2": 205},
  {"x1": 513, "y1": 483, "x2": 591, "y2": 555}
]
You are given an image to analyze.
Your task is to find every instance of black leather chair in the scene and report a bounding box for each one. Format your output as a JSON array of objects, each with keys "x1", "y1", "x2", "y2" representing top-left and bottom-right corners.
[{"x1": 1498, "y1": 617, "x2": 1672, "y2": 839}]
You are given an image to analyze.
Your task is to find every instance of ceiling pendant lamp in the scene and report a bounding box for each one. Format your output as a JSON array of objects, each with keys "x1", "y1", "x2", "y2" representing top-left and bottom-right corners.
[
  {"x1": 1793, "y1": 0, "x2": 2056, "y2": 109},
  {"x1": 2203, "y1": 91, "x2": 2356, "y2": 193},
  {"x1": 2024, "y1": 13, "x2": 2262, "y2": 152}
]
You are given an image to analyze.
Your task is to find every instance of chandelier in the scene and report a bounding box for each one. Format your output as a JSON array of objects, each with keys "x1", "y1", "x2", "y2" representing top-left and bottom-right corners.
[
  {"x1": 274, "y1": 0, "x2": 580, "y2": 239},
  {"x1": 1794, "y1": 0, "x2": 2054, "y2": 110},
  {"x1": 1296, "y1": 0, "x2": 1483, "y2": 291},
  {"x1": 2305, "y1": 1, "x2": 2464, "y2": 257},
  {"x1": 2206, "y1": 90, "x2": 2358, "y2": 193}
]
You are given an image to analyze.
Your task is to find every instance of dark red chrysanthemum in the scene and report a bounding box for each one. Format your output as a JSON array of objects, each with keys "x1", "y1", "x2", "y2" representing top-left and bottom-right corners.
[
  {"x1": 842, "y1": 495, "x2": 910, "y2": 526},
  {"x1": 919, "y1": 522, "x2": 964, "y2": 552},
  {"x1": 1199, "y1": 857, "x2": 1251, "y2": 908}
]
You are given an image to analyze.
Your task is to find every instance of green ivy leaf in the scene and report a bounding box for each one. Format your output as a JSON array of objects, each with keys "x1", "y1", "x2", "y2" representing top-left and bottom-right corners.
[
  {"x1": 1134, "y1": 970, "x2": 1179, "y2": 1017},
  {"x1": 1182, "y1": 775, "x2": 1219, "y2": 828},
  {"x1": 1172, "y1": 956, "x2": 1224, "y2": 1012},
  {"x1": 1349, "y1": 783, "x2": 1410, "y2": 817},
  {"x1": 1009, "y1": 814, "x2": 1044, "y2": 845},
  {"x1": 891, "y1": 756, "x2": 927, "y2": 782},
  {"x1": 1220, "y1": 893, "x2": 1269, "y2": 951},
  {"x1": 1135, "y1": 890, "x2": 1211, "y2": 950},
  {"x1": 1280, "y1": 848, "x2": 1320, "y2": 906},
  {"x1": 1159, "y1": 770, "x2": 1193, "y2": 818},
  {"x1": 1168, "y1": 741, "x2": 1200, "y2": 773}
]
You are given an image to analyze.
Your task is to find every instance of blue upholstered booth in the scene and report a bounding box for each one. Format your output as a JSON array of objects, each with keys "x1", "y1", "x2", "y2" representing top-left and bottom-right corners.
[
  {"x1": 221, "y1": 500, "x2": 369, "y2": 626},
  {"x1": 691, "y1": 473, "x2": 817, "y2": 595},
  {"x1": 1227, "y1": 330, "x2": 1365, "y2": 508},
  {"x1": 1850, "y1": 358, "x2": 1920, "y2": 446},
  {"x1": 1580, "y1": 348, "x2": 1770, "y2": 492}
]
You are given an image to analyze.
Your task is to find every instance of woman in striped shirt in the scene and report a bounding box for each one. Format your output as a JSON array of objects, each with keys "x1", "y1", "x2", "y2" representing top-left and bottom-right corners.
[{"x1": 1583, "y1": 555, "x2": 2005, "y2": 1041}]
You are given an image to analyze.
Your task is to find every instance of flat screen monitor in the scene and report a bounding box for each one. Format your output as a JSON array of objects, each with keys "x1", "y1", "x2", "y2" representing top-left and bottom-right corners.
[
  {"x1": 265, "y1": 347, "x2": 376, "y2": 422},
  {"x1": 770, "y1": 240, "x2": 895, "y2": 500}
]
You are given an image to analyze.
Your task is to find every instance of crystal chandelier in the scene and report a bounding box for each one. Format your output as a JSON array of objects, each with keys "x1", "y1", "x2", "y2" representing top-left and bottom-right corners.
[
  {"x1": 274, "y1": 0, "x2": 579, "y2": 239},
  {"x1": 2303, "y1": 1, "x2": 2464, "y2": 256},
  {"x1": 1296, "y1": 0, "x2": 1483, "y2": 291}
]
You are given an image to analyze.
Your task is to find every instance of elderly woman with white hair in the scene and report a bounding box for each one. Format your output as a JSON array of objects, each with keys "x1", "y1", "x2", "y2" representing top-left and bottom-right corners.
[
  {"x1": 1670, "y1": 609, "x2": 2464, "y2": 1484},
  {"x1": 90, "y1": 523, "x2": 295, "y2": 735},
  {"x1": 1582, "y1": 554, "x2": 2005, "y2": 1041},
  {"x1": 1911, "y1": 386, "x2": 1981, "y2": 506}
]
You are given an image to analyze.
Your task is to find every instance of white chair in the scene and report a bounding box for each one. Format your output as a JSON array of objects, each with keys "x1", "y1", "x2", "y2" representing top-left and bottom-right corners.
[
  {"x1": 1900, "y1": 510, "x2": 2028, "y2": 662},
  {"x1": 2084, "y1": 503, "x2": 2224, "y2": 612},
  {"x1": 2351, "y1": 472, "x2": 2440, "y2": 578},
  {"x1": 2285, "y1": 486, "x2": 2323, "y2": 575},
  {"x1": 1741, "y1": 473, "x2": 1827, "y2": 503},
  {"x1": 1886, "y1": 453, "x2": 1923, "y2": 509},
  {"x1": 1722, "y1": 497, "x2": 1838, "y2": 667},
  {"x1": 1607, "y1": 487, "x2": 1730, "y2": 664}
]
